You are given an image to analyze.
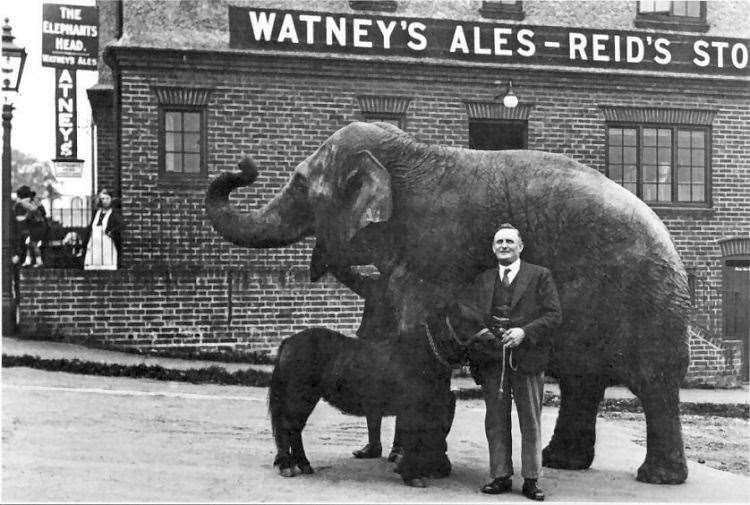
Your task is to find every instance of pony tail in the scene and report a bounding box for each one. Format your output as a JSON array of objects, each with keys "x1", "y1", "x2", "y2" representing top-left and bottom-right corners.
[{"x1": 268, "y1": 339, "x2": 288, "y2": 440}]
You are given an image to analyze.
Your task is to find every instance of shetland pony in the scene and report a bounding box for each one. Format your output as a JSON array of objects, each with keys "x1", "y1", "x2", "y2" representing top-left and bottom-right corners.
[{"x1": 268, "y1": 309, "x2": 486, "y2": 486}]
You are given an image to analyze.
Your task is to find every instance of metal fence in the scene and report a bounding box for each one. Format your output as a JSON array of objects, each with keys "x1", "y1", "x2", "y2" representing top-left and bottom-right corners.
[{"x1": 49, "y1": 204, "x2": 91, "y2": 227}]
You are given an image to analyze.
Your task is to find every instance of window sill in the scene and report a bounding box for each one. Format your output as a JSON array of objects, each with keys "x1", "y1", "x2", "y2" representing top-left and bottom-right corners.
[
  {"x1": 650, "y1": 205, "x2": 715, "y2": 219},
  {"x1": 634, "y1": 16, "x2": 709, "y2": 33},
  {"x1": 479, "y1": 6, "x2": 525, "y2": 21},
  {"x1": 349, "y1": 1, "x2": 397, "y2": 12},
  {"x1": 157, "y1": 174, "x2": 209, "y2": 189}
]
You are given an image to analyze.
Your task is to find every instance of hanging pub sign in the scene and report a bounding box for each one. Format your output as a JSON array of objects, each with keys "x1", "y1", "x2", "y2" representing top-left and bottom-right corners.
[
  {"x1": 42, "y1": 3, "x2": 99, "y2": 70},
  {"x1": 228, "y1": 7, "x2": 749, "y2": 78},
  {"x1": 55, "y1": 68, "x2": 78, "y2": 161}
]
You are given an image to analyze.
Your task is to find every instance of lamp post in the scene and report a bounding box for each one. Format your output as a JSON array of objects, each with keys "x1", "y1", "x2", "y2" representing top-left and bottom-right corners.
[{"x1": 2, "y1": 18, "x2": 27, "y2": 333}]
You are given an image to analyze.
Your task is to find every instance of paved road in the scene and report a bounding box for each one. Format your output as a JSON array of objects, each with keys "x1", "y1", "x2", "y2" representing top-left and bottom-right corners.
[{"x1": 2, "y1": 367, "x2": 749, "y2": 503}]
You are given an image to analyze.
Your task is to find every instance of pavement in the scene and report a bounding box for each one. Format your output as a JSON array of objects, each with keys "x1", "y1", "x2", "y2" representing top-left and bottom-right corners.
[{"x1": 2, "y1": 335, "x2": 749, "y2": 405}]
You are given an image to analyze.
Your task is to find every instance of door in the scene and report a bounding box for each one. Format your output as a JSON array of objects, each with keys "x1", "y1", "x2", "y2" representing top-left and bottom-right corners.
[
  {"x1": 723, "y1": 259, "x2": 750, "y2": 381},
  {"x1": 469, "y1": 120, "x2": 527, "y2": 150}
]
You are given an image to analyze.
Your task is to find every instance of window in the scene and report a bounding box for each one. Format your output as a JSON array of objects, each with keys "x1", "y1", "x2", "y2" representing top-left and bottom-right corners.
[
  {"x1": 362, "y1": 112, "x2": 405, "y2": 129},
  {"x1": 607, "y1": 125, "x2": 709, "y2": 204},
  {"x1": 469, "y1": 120, "x2": 527, "y2": 150},
  {"x1": 152, "y1": 86, "x2": 212, "y2": 180},
  {"x1": 161, "y1": 108, "x2": 205, "y2": 176},
  {"x1": 479, "y1": 1, "x2": 525, "y2": 20},
  {"x1": 635, "y1": 1, "x2": 708, "y2": 31},
  {"x1": 356, "y1": 95, "x2": 411, "y2": 130}
]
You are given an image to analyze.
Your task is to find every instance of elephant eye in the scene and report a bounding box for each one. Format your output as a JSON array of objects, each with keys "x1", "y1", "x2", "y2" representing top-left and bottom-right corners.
[{"x1": 291, "y1": 172, "x2": 309, "y2": 192}]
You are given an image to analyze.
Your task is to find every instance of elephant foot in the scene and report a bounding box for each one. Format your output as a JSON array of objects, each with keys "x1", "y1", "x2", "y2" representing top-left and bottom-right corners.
[
  {"x1": 387, "y1": 445, "x2": 404, "y2": 463},
  {"x1": 542, "y1": 443, "x2": 594, "y2": 470},
  {"x1": 404, "y1": 477, "x2": 427, "y2": 488},
  {"x1": 636, "y1": 457, "x2": 687, "y2": 484}
]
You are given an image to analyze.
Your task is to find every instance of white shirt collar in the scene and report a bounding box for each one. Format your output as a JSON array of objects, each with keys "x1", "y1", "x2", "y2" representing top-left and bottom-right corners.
[{"x1": 498, "y1": 259, "x2": 521, "y2": 283}]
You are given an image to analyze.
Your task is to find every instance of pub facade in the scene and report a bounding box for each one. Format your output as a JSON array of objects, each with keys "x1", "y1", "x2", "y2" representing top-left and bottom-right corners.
[{"x1": 19, "y1": 0, "x2": 750, "y2": 383}]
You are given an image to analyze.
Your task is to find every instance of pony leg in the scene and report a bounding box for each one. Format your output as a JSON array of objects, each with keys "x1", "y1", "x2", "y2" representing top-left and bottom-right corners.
[
  {"x1": 290, "y1": 431, "x2": 314, "y2": 474},
  {"x1": 272, "y1": 423, "x2": 294, "y2": 477}
]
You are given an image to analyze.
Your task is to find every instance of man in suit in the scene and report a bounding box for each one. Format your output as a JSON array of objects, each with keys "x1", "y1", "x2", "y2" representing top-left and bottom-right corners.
[{"x1": 460, "y1": 223, "x2": 562, "y2": 501}]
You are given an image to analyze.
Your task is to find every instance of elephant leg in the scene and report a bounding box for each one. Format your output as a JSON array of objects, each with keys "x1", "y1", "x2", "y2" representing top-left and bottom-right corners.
[
  {"x1": 388, "y1": 416, "x2": 405, "y2": 462},
  {"x1": 423, "y1": 390, "x2": 455, "y2": 479},
  {"x1": 634, "y1": 380, "x2": 687, "y2": 484},
  {"x1": 543, "y1": 374, "x2": 606, "y2": 470},
  {"x1": 396, "y1": 402, "x2": 432, "y2": 485}
]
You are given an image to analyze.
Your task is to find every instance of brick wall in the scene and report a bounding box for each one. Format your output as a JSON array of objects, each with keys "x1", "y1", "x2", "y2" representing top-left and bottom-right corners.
[
  {"x1": 17, "y1": 267, "x2": 363, "y2": 353},
  {"x1": 112, "y1": 53, "x2": 749, "y2": 341},
  {"x1": 685, "y1": 326, "x2": 736, "y2": 385}
]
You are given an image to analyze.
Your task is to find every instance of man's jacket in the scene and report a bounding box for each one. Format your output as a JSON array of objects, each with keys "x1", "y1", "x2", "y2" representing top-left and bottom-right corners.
[{"x1": 458, "y1": 261, "x2": 562, "y2": 374}]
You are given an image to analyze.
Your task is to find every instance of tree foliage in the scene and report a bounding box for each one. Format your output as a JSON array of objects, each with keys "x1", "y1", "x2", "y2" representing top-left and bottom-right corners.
[{"x1": 11, "y1": 149, "x2": 59, "y2": 200}]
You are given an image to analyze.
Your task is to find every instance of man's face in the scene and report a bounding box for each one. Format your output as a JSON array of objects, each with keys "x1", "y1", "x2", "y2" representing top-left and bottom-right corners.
[{"x1": 492, "y1": 228, "x2": 523, "y2": 266}]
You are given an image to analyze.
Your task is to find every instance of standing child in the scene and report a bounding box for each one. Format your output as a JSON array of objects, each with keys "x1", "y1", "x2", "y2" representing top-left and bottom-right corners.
[{"x1": 12, "y1": 185, "x2": 48, "y2": 268}]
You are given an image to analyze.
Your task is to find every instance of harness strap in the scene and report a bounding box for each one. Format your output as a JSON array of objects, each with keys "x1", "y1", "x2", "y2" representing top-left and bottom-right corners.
[{"x1": 423, "y1": 322, "x2": 452, "y2": 370}]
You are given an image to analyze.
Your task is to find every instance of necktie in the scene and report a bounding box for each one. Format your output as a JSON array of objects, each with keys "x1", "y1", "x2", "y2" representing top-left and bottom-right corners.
[
  {"x1": 502, "y1": 268, "x2": 511, "y2": 287},
  {"x1": 97, "y1": 210, "x2": 106, "y2": 226}
]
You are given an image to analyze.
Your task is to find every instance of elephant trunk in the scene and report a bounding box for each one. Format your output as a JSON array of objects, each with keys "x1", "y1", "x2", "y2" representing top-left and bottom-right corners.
[{"x1": 205, "y1": 157, "x2": 314, "y2": 248}]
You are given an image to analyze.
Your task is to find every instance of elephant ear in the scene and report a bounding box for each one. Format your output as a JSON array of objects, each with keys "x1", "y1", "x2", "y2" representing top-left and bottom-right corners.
[{"x1": 340, "y1": 150, "x2": 392, "y2": 242}]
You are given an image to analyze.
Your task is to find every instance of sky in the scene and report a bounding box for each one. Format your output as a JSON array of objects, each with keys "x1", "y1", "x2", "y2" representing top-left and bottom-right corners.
[{"x1": 4, "y1": 0, "x2": 98, "y2": 199}]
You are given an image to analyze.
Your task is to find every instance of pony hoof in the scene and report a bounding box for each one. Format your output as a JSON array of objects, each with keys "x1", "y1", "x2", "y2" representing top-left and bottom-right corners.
[
  {"x1": 405, "y1": 477, "x2": 427, "y2": 488},
  {"x1": 298, "y1": 464, "x2": 314, "y2": 475},
  {"x1": 277, "y1": 467, "x2": 295, "y2": 478}
]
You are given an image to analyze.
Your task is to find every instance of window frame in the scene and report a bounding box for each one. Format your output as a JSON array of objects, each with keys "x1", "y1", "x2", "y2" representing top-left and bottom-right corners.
[
  {"x1": 605, "y1": 122, "x2": 712, "y2": 207},
  {"x1": 361, "y1": 111, "x2": 406, "y2": 129},
  {"x1": 634, "y1": 0, "x2": 708, "y2": 32},
  {"x1": 157, "y1": 104, "x2": 208, "y2": 180}
]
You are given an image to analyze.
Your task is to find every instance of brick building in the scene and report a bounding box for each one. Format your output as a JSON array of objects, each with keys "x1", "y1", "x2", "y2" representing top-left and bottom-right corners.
[{"x1": 18, "y1": 0, "x2": 749, "y2": 383}]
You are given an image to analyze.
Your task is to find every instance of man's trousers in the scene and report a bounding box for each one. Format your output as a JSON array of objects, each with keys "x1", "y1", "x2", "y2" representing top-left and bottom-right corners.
[{"x1": 481, "y1": 363, "x2": 545, "y2": 479}]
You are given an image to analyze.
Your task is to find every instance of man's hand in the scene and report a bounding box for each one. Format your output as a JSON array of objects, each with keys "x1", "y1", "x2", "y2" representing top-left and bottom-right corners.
[{"x1": 502, "y1": 327, "x2": 525, "y2": 348}]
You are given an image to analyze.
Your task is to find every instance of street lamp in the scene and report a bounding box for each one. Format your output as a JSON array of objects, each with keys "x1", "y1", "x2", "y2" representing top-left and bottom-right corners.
[{"x1": 2, "y1": 18, "x2": 27, "y2": 333}]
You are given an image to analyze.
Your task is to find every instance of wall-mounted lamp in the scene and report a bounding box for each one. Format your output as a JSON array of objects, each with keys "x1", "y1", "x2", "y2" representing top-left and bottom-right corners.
[{"x1": 493, "y1": 80, "x2": 518, "y2": 108}]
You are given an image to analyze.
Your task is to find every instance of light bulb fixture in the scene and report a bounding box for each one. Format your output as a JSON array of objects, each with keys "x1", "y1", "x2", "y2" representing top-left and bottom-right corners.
[{"x1": 493, "y1": 80, "x2": 519, "y2": 109}]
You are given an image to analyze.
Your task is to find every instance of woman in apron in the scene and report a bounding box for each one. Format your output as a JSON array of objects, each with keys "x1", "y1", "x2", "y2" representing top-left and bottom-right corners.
[{"x1": 84, "y1": 189, "x2": 123, "y2": 270}]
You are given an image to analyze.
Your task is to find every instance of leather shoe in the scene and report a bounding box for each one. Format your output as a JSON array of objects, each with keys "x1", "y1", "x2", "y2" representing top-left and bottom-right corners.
[
  {"x1": 522, "y1": 479, "x2": 545, "y2": 501},
  {"x1": 352, "y1": 443, "x2": 382, "y2": 459},
  {"x1": 480, "y1": 477, "x2": 512, "y2": 494}
]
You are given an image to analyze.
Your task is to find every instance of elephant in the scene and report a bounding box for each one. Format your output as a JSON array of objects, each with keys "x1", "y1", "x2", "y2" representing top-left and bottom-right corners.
[{"x1": 205, "y1": 121, "x2": 691, "y2": 484}]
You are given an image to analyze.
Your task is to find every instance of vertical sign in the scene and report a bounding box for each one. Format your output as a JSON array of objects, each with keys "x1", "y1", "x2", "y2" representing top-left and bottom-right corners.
[
  {"x1": 55, "y1": 68, "x2": 77, "y2": 160},
  {"x1": 43, "y1": 3, "x2": 98, "y2": 165}
]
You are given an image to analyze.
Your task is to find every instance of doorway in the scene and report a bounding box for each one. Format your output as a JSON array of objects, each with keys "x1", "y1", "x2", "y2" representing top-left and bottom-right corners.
[
  {"x1": 468, "y1": 120, "x2": 527, "y2": 150},
  {"x1": 723, "y1": 259, "x2": 750, "y2": 381}
]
